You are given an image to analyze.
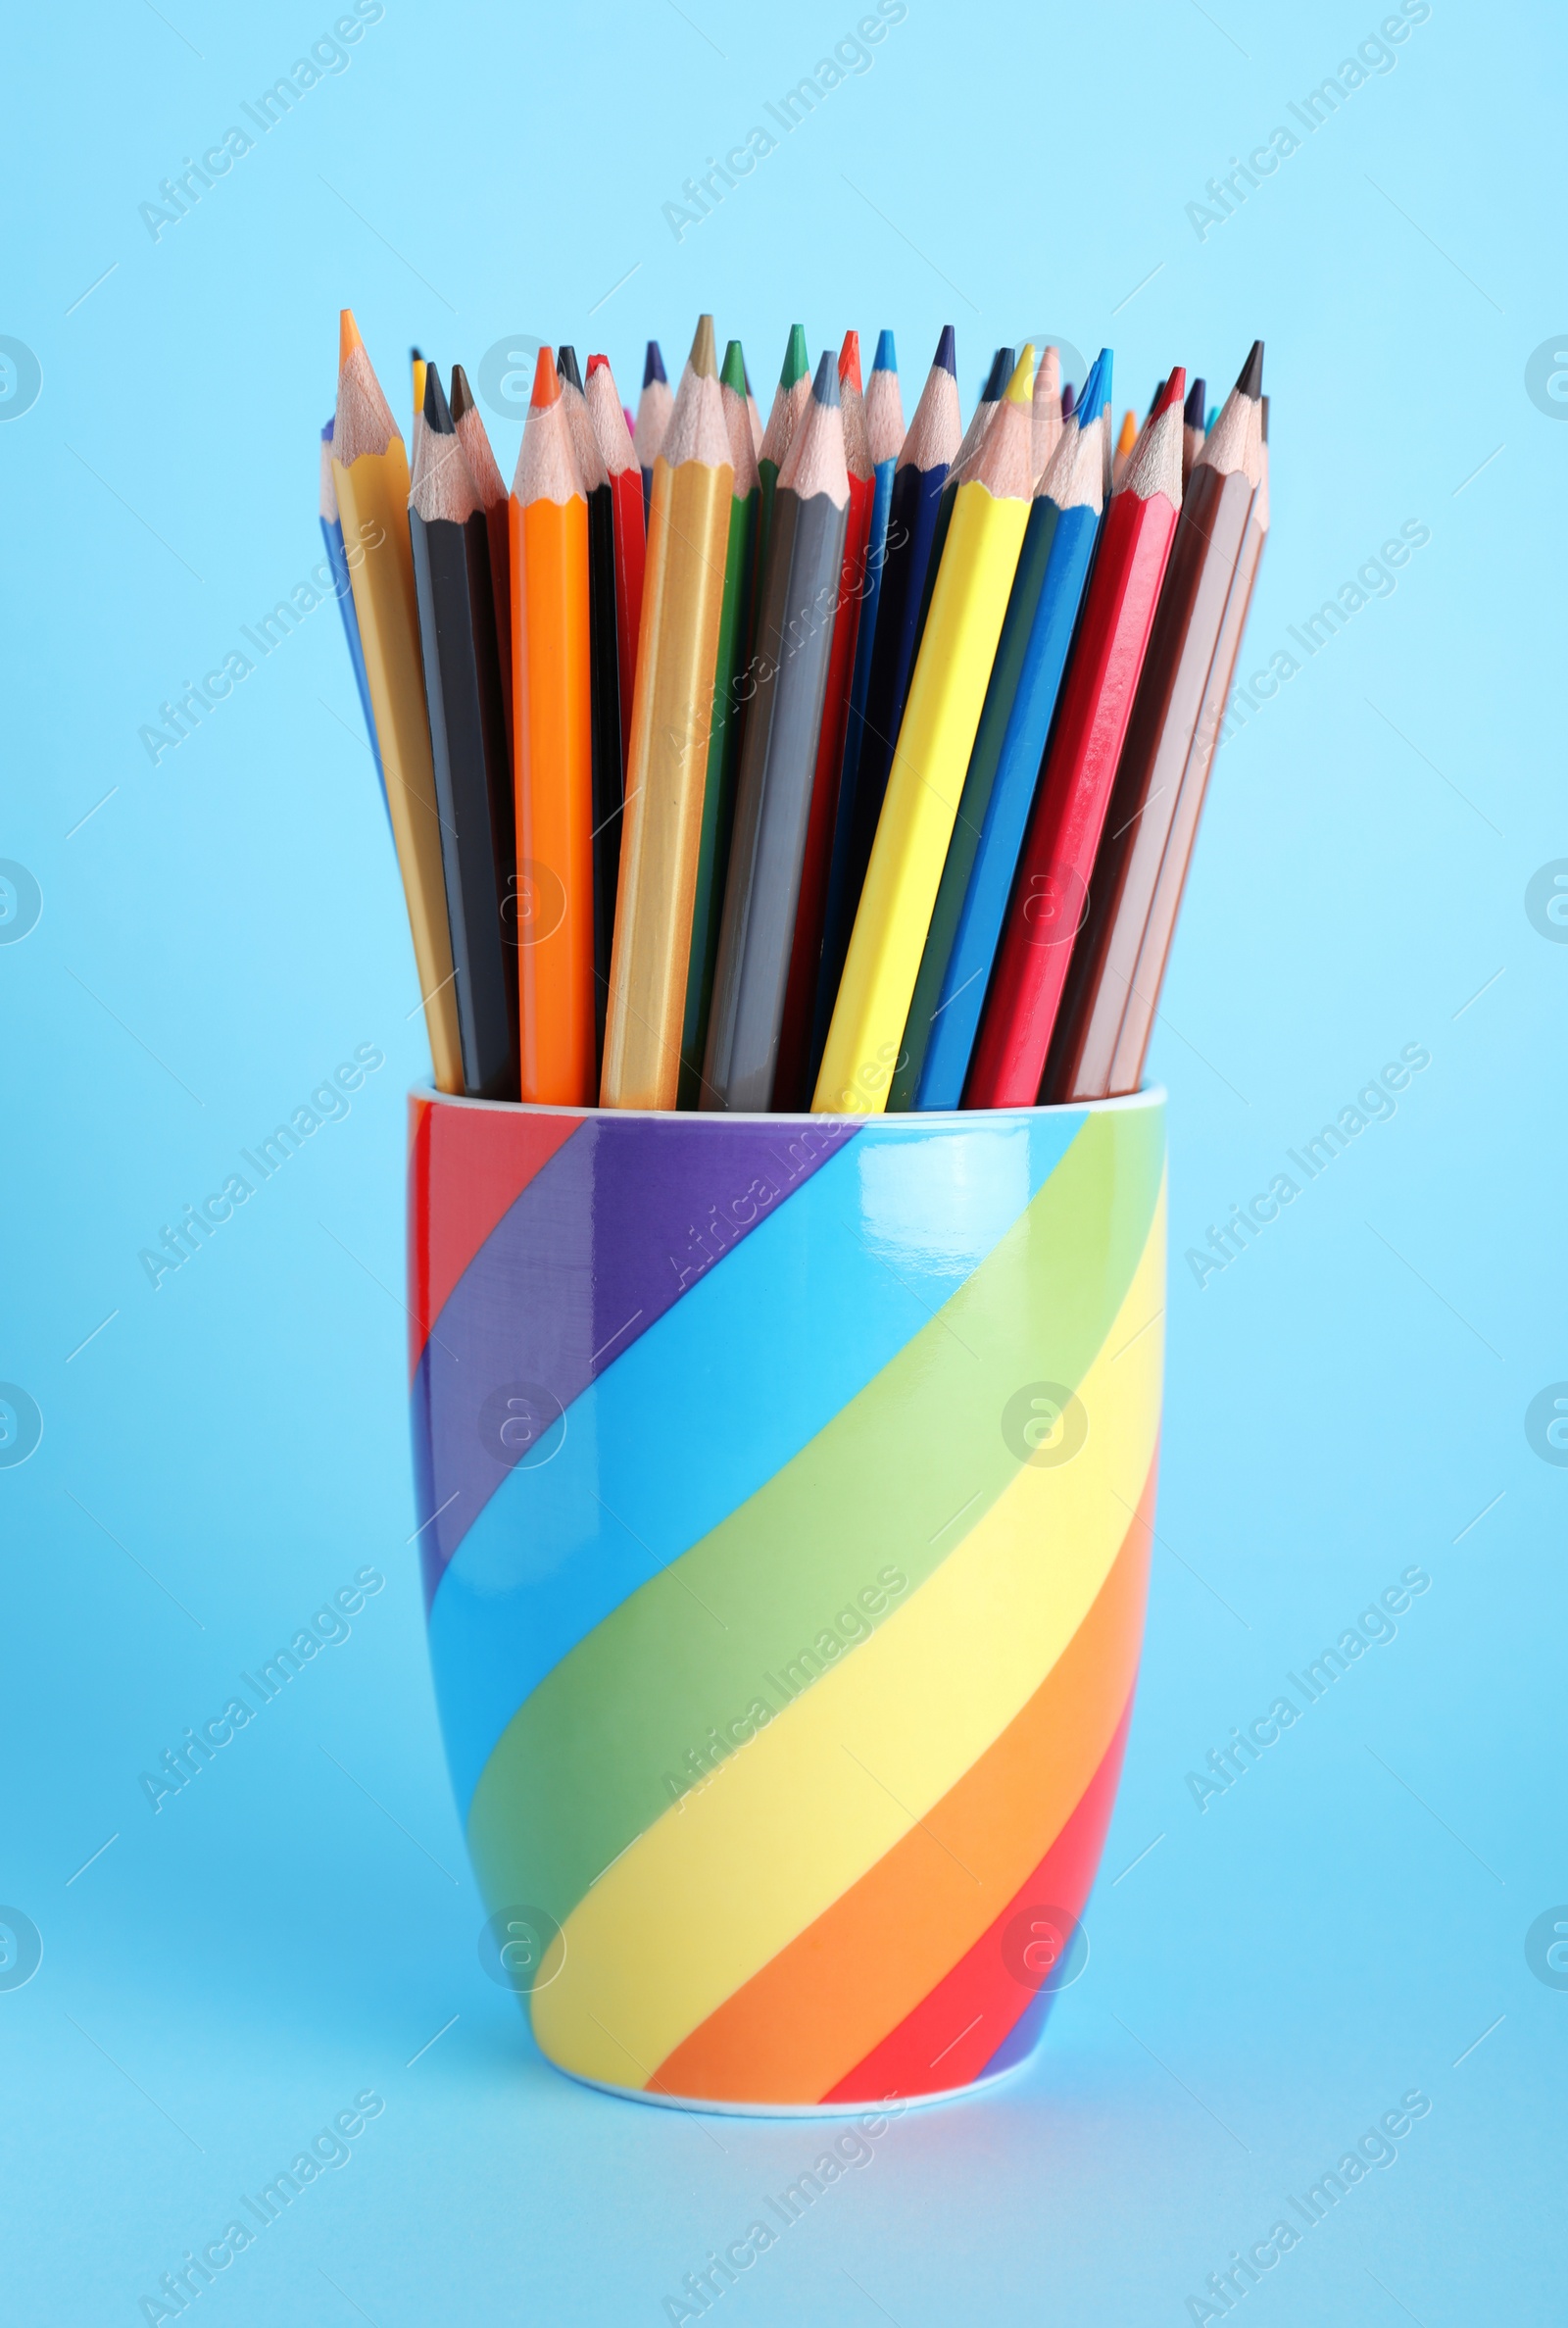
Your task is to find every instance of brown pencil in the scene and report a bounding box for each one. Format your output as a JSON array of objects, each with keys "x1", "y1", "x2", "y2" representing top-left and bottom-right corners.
[{"x1": 1045, "y1": 343, "x2": 1266, "y2": 1102}]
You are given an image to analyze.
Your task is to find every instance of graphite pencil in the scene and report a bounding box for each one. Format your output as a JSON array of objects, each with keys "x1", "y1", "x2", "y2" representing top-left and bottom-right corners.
[
  {"x1": 558, "y1": 344, "x2": 623, "y2": 1059},
  {"x1": 633, "y1": 340, "x2": 672, "y2": 521}
]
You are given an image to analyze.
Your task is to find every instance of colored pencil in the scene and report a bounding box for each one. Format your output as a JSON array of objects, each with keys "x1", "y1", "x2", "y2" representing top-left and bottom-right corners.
[
  {"x1": 1182, "y1": 374, "x2": 1207, "y2": 486},
  {"x1": 1031, "y1": 343, "x2": 1061, "y2": 482},
  {"x1": 633, "y1": 340, "x2": 671, "y2": 520},
  {"x1": 449, "y1": 363, "x2": 513, "y2": 741},
  {"x1": 318, "y1": 417, "x2": 388, "y2": 822},
  {"x1": 510, "y1": 347, "x2": 595, "y2": 1104},
  {"x1": 1045, "y1": 345, "x2": 1264, "y2": 1103},
  {"x1": 964, "y1": 367, "x2": 1187, "y2": 1108},
  {"x1": 772, "y1": 330, "x2": 876, "y2": 1110},
  {"x1": 812, "y1": 348, "x2": 1037, "y2": 1115},
  {"x1": 810, "y1": 325, "x2": 960, "y2": 1071},
  {"x1": 757, "y1": 323, "x2": 810, "y2": 576},
  {"x1": 678, "y1": 337, "x2": 760, "y2": 1108},
  {"x1": 704, "y1": 351, "x2": 850, "y2": 1113},
  {"x1": 584, "y1": 352, "x2": 646, "y2": 779},
  {"x1": 1089, "y1": 357, "x2": 1269, "y2": 1099},
  {"x1": 331, "y1": 311, "x2": 461, "y2": 1091},
  {"x1": 908, "y1": 344, "x2": 1014, "y2": 668},
  {"x1": 1111, "y1": 408, "x2": 1138, "y2": 487},
  {"x1": 409, "y1": 368, "x2": 518, "y2": 1100},
  {"x1": 894, "y1": 352, "x2": 1109, "y2": 1111},
  {"x1": 1060, "y1": 380, "x2": 1076, "y2": 424},
  {"x1": 557, "y1": 344, "x2": 623, "y2": 1060},
  {"x1": 601, "y1": 317, "x2": 735, "y2": 1110}
]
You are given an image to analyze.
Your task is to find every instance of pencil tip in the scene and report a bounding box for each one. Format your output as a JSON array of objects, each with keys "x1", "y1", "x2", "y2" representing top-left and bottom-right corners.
[
  {"x1": 424, "y1": 363, "x2": 454, "y2": 433},
  {"x1": 983, "y1": 346, "x2": 1014, "y2": 402},
  {"x1": 810, "y1": 348, "x2": 841, "y2": 407},
  {"x1": 644, "y1": 340, "x2": 666, "y2": 387},
  {"x1": 838, "y1": 328, "x2": 862, "y2": 393},
  {"x1": 1236, "y1": 338, "x2": 1264, "y2": 399},
  {"x1": 1116, "y1": 409, "x2": 1138, "y2": 454},
  {"x1": 587, "y1": 353, "x2": 609, "y2": 376},
  {"x1": 338, "y1": 309, "x2": 363, "y2": 367},
  {"x1": 780, "y1": 323, "x2": 809, "y2": 388},
  {"x1": 933, "y1": 324, "x2": 956, "y2": 375},
  {"x1": 873, "y1": 327, "x2": 897, "y2": 373},
  {"x1": 1156, "y1": 366, "x2": 1186, "y2": 415},
  {"x1": 690, "y1": 315, "x2": 717, "y2": 377},
  {"x1": 557, "y1": 343, "x2": 583, "y2": 391},
  {"x1": 449, "y1": 363, "x2": 474, "y2": 421},
  {"x1": 1183, "y1": 375, "x2": 1206, "y2": 427},
  {"x1": 1094, "y1": 349, "x2": 1113, "y2": 415},
  {"x1": 532, "y1": 345, "x2": 560, "y2": 408},
  {"x1": 720, "y1": 336, "x2": 748, "y2": 395},
  {"x1": 410, "y1": 344, "x2": 423, "y2": 363},
  {"x1": 1060, "y1": 380, "x2": 1076, "y2": 421},
  {"x1": 1004, "y1": 345, "x2": 1036, "y2": 407}
]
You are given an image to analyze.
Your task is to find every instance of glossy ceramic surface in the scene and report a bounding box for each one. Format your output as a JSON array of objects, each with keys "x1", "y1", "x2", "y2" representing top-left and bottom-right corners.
[{"x1": 409, "y1": 1089, "x2": 1165, "y2": 2110}]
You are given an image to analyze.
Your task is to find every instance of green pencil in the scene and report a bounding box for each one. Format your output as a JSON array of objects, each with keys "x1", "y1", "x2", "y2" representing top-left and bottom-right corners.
[
  {"x1": 755, "y1": 323, "x2": 808, "y2": 581},
  {"x1": 678, "y1": 339, "x2": 761, "y2": 1106}
]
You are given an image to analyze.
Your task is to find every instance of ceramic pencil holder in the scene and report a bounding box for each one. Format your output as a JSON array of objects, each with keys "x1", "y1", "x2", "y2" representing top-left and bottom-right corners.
[{"x1": 409, "y1": 1085, "x2": 1165, "y2": 2113}]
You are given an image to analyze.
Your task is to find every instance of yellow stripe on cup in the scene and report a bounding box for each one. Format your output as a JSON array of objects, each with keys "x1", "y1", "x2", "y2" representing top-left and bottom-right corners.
[{"x1": 529, "y1": 1181, "x2": 1164, "y2": 2086}]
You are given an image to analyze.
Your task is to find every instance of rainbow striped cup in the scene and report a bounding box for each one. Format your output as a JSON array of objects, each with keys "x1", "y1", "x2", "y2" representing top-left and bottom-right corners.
[{"x1": 409, "y1": 1087, "x2": 1164, "y2": 2112}]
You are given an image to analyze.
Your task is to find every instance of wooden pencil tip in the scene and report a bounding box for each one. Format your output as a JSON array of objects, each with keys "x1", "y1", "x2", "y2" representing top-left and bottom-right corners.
[
  {"x1": 873, "y1": 327, "x2": 897, "y2": 373},
  {"x1": 558, "y1": 344, "x2": 584, "y2": 392},
  {"x1": 1060, "y1": 381, "x2": 1076, "y2": 421},
  {"x1": 532, "y1": 345, "x2": 560, "y2": 407},
  {"x1": 720, "y1": 337, "x2": 748, "y2": 395},
  {"x1": 1184, "y1": 375, "x2": 1207, "y2": 426},
  {"x1": 779, "y1": 323, "x2": 809, "y2": 388},
  {"x1": 1236, "y1": 338, "x2": 1264, "y2": 399},
  {"x1": 838, "y1": 329, "x2": 862, "y2": 394},
  {"x1": 934, "y1": 324, "x2": 956, "y2": 376},
  {"x1": 644, "y1": 339, "x2": 666, "y2": 387},
  {"x1": 587, "y1": 352, "x2": 610, "y2": 375},
  {"x1": 810, "y1": 348, "x2": 841, "y2": 406},
  {"x1": 686, "y1": 315, "x2": 716, "y2": 377},
  {"x1": 338, "y1": 309, "x2": 363, "y2": 367},
  {"x1": 410, "y1": 344, "x2": 423, "y2": 363},
  {"x1": 423, "y1": 363, "x2": 454, "y2": 433},
  {"x1": 1156, "y1": 365, "x2": 1187, "y2": 415},
  {"x1": 1116, "y1": 409, "x2": 1138, "y2": 454},
  {"x1": 1004, "y1": 345, "x2": 1036, "y2": 406},
  {"x1": 449, "y1": 363, "x2": 474, "y2": 422},
  {"x1": 983, "y1": 346, "x2": 1014, "y2": 402}
]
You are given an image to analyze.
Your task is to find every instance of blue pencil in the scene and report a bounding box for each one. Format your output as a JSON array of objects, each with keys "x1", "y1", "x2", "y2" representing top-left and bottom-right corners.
[
  {"x1": 904, "y1": 351, "x2": 1111, "y2": 1111},
  {"x1": 318, "y1": 418, "x2": 389, "y2": 825},
  {"x1": 808, "y1": 324, "x2": 960, "y2": 1082}
]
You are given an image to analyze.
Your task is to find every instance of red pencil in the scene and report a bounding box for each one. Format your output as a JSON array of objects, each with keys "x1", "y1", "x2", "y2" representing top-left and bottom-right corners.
[
  {"x1": 771, "y1": 330, "x2": 876, "y2": 1109},
  {"x1": 586, "y1": 353, "x2": 646, "y2": 781},
  {"x1": 964, "y1": 367, "x2": 1186, "y2": 1108}
]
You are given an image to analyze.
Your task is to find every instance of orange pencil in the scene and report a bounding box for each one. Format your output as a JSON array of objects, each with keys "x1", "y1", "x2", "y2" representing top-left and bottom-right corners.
[{"x1": 510, "y1": 348, "x2": 595, "y2": 1103}]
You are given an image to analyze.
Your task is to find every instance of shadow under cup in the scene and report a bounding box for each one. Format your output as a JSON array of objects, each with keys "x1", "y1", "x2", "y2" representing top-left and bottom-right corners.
[{"x1": 409, "y1": 1086, "x2": 1166, "y2": 2112}]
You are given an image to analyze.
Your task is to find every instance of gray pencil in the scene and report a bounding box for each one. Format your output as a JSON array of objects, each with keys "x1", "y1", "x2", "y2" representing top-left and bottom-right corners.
[{"x1": 701, "y1": 349, "x2": 850, "y2": 1112}]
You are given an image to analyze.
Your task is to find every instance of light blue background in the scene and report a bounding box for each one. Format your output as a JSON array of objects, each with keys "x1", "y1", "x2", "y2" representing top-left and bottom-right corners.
[{"x1": 4, "y1": 0, "x2": 1564, "y2": 2320}]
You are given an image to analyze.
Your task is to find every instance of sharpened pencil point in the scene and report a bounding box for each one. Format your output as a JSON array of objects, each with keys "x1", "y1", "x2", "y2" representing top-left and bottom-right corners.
[
  {"x1": 1094, "y1": 349, "x2": 1113, "y2": 416},
  {"x1": 1060, "y1": 380, "x2": 1076, "y2": 421},
  {"x1": 982, "y1": 346, "x2": 1014, "y2": 403},
  {"x1": 810, "y1": 348, "x2": 841, "y2": 407},
  {"x1": 532, "y1": 345, "x2": 560, "y2": 407},
  {"x1": 338, "y1": 308, "x2": 364, "y2": 366},
  {"x1": 586, "y1": 352, "x2": 609, "y2": 375},
  {"x1": 873, "y1": 327, "x2": 896, "y2": 373},
  {"x1": 689, "y1": 315, "x2": 718, "y2": 377},
  {"x1": 557, "y1": 344, "x2": 584, "y2": 392},
  {"x1": 423, "y1": 363, "x2": 455, "y2": 433},
  {"x1": 1236, "y1": 338, "x2": 1264, "y2": 399},
  {"x1": 1116, "y1": 410, "x2": 1138, "y2": 456},
  {"x1": 1183, "y1": 375, "x2": 1206, "y2": 428},
  {"x1": 779, "y1": 323, "x2": 809, "y2": 389},
  {"x1": 643, "y1": 340, "x2": 666, "y2": 388},
  {"x1": 934, "y1": 324, "x2": 956, "y2": 376},
  {"x1": 1004, "y1": 345, "x2": 1036, "y2": 407},
  {"x1": 1154, "y1": 366, "x2": 1186, "y2": 415},
  {"x1": 838, "y1": 329, "x2": 862, "y2": 394},
  {"x1": 719, "y1": 337, "x2": 748, "y2": 396},
  {"x1": 449, "y1": 363, "x2": 475, "y2": 422}
]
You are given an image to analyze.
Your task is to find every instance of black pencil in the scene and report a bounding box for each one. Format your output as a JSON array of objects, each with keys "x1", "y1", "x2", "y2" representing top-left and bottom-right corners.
[
  {"x1": 449, "y1": 363, "x2": 514, "y2": 742},
  {"x1": 408, "y1": 366, "x2": 518, "y2": 1098},
  {"x1": 558, "y1": 344, "x2": 623, "y2": 1062}
]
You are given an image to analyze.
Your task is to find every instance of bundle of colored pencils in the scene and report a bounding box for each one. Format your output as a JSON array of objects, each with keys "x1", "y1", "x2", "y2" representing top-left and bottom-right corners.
[{"x1": 325, "y1": 311, "x2": 1266, "y2": 1114}]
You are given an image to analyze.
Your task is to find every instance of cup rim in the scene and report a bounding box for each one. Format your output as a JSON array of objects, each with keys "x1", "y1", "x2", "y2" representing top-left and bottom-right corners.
[{"x1": 410, "y1": 1083, "x2": 1167, "y2": 1125}]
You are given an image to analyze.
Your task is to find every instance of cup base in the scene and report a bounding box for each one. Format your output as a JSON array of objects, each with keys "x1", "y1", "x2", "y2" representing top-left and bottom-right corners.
[{"x1": 551, "y1": 2051, "x2": 1033, "y2": 2118}]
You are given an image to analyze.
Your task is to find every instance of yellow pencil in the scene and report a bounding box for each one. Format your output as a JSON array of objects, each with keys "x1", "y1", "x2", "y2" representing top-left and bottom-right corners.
[
  {"x1": 332, "y1": 311, "x2": 462, "y2": 1091},
  {"x1": 812, "y1": 347, "x2": 1037, "y2": 1115},
  {"x1": 600, "y1": 316, "x2": 735, "y2": 1110}
]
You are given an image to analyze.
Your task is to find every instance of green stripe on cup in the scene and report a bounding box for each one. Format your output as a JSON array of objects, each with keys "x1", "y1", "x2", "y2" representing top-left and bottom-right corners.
[{"x1": 468, "y1": 1104, "x2": 1163, "y2": 1930}]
